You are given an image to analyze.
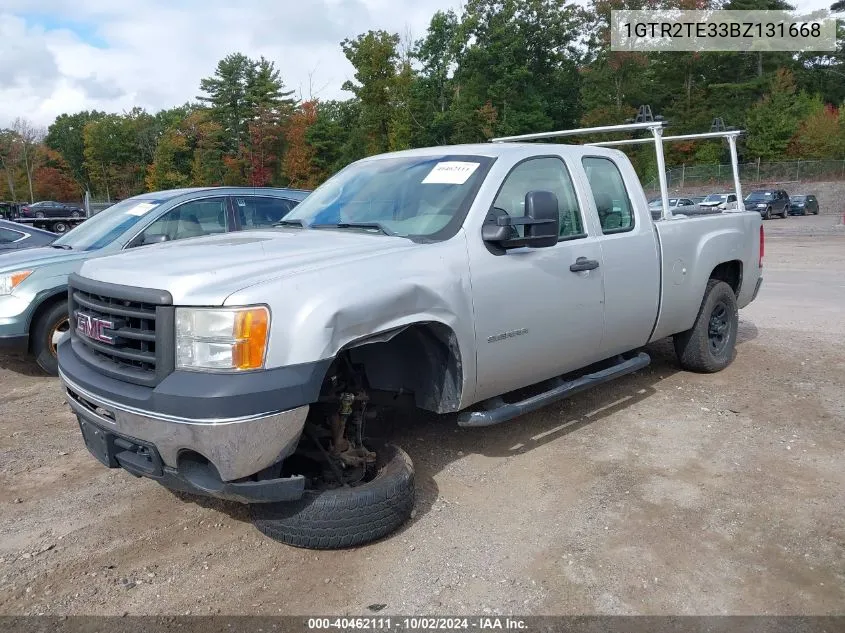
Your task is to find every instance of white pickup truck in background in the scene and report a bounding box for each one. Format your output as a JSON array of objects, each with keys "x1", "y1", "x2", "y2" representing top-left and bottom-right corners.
[{"x1": 58, "y1": 123, "x2": 764, "y2": 549}]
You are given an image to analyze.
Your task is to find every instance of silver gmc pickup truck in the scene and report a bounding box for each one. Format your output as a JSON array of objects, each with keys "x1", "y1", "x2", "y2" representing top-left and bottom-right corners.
[{"x1": 58, "y1": 129, "x2": 764, "y2": 549}]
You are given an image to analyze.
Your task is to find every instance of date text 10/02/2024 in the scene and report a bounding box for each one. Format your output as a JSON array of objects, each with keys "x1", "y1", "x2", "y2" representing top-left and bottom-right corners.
[{"x1": 307, "y1": 617, "x2": 529, "y2": 630}]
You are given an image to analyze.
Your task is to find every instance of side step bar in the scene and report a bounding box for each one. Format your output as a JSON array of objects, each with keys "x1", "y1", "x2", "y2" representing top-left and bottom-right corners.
[{"x1": 457, "y1": 352, "x2": 651, "y2": 428}]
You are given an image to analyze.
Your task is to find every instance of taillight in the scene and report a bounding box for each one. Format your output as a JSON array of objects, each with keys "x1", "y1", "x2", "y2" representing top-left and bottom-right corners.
[{"x1": 759, "y1": 225, "x2": 764, "y2": 269}]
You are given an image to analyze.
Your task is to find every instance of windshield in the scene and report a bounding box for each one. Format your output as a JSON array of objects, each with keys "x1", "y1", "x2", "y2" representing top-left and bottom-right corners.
[
  {"x1": 282, "y1": 154, "x2": 494, "y2": 239},
  {"x1": 745, "y1": 191, "x2": 773, "y2": 201},
  {"x1": 791, "y1": 195, "x2": 806, "y2": 201},
  {"x1": 703, "y1": 194, "x2": 727, "y2": 203},
  {"x1": 53, "y1": 198, "x2": 164, "y2": 251}
]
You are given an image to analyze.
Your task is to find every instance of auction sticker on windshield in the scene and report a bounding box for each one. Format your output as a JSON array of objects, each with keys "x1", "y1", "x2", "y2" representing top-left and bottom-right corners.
[
  {"x1": 125, "y1": 202, "x2": 158, "y2": 216},
  {"x1": 422, "y1": 161, "x2": 480, "y2": 185}
]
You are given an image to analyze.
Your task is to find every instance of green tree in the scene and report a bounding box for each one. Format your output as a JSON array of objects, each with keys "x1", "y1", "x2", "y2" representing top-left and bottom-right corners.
[
  {"x1": 745, "y1": 69, "x2": 818, "y2": 160},
  {"x1": 44, "y1": 110, "x2": 105, "y2": 191},
  {"x1": 198, "y1": 53, "x2": 295, "y2": 154},
  {"x1": 451, "y1": 0, "x2": 583, "y2": 140},
  {"x1": 341, "y1": 30, "x2": 402, "y2": 155},
  {"x1": 306, "y1": 100, "x2": 365, "y2": 177},
  {"x1": 83, "y1": 114, "x2": 140, "y2": 200}
]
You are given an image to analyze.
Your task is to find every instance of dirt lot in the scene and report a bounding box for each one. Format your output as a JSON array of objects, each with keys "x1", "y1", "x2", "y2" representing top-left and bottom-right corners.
[{"x1": 1, "y1": 215, "x2": 843, "y2": 616}]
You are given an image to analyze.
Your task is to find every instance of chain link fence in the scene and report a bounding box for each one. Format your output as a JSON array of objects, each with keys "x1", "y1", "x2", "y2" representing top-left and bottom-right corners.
[{"x1": 644, "y1": 159, "x2": 845, "y2": 191}]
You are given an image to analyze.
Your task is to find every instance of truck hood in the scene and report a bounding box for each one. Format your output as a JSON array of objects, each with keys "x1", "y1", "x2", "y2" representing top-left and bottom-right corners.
[
  {"x1": 0, "y1": 246, "x2": 90, "y2": 273},
  {"x1": 80, "y1": 229, "x2": 418, "y2": 305}
]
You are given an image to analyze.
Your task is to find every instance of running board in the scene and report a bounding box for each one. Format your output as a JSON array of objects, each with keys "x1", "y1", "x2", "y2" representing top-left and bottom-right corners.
[{"x1": 457, "y1": 352, "x2": 651, "y2": 428}]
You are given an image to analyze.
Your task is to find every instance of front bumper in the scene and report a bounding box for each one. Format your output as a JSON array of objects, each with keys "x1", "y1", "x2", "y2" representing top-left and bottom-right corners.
[
  {"x1": 0, "y1": 333, "x2": 28, "y2": 353},
  {"x1": 0, "y1": 294, "x2": 34, "y2": 341},
  {"x1": 62, "y1": 368, "x2": 308, "y2": 483}
]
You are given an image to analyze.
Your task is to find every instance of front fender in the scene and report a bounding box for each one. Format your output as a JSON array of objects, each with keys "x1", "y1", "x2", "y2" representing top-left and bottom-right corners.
[{"x1": 227, "y1": 235, "x2": 479, "y2": 409}]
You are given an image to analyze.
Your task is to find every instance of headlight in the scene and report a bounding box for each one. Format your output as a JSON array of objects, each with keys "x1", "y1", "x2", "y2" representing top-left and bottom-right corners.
[
  {"x1": 175, "y1": 306, "x2": 269, "y2": 371},
  {"x1": 756, "y1": 203, "x2": 766, "y2": 208},
  {"x1": 0, "y1": 270, "x2": 33, "y2": 296}
]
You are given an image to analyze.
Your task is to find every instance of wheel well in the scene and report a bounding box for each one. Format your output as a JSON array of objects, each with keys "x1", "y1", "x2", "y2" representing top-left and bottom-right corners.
[
  {"x1": 28, "y1": 293, "x2": 68, "y2": 351},
  {"x1": 709, "y1": 260, "x2": 742, "y2": 296},
  {"x1": 342, "y1": 322, "x2": 463, "y2": 414}
]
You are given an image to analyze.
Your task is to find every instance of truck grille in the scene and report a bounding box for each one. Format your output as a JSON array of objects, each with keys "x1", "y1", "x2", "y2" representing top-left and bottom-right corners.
[{"x1": 67, "y1": 274, "x2": 174, "y2": 387}]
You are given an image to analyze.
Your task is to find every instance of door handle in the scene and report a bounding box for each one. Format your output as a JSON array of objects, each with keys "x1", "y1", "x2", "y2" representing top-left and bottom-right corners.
[{"x1": 570, "y1": 257, "x2": 600, "y2": 272}]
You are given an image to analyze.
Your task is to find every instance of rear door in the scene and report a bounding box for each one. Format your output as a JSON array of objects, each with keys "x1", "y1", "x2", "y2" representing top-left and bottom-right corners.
[
  {"x1": 579, "y1": 155, "x2": 661, "y2": 358},
  {"x1": 468, "y1": 155, "x2": 606, "y2": 401},
  {"x1": 232, "y1": 195, "x2": 296, "y2": 230}
]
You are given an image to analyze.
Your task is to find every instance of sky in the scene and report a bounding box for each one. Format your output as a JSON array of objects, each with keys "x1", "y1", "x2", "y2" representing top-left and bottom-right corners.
[{"x1": 0, "y1": 0, "x2": 838, "y2": 129}]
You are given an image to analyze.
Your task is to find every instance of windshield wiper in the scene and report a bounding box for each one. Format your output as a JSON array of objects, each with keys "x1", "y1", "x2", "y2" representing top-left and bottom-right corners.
[
  {"x1": 310, "y1": 222, "x2": 396, "y2": 236},
  {"x1": 50, "y1": 244, "x2": 73, "y2": 250},
  {"x1": 275, "y1": 218, "x2": 305, "y2": 228}
]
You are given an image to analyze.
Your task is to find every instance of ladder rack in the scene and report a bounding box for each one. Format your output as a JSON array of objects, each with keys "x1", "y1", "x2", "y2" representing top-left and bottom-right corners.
[{"x1": 491, "y1": 122, "x2": 745, "y2": 221}]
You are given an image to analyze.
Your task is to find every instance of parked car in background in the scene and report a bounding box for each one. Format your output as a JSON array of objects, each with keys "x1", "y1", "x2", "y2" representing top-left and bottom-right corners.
[
  {"x1": 0, "y1": 220, "x2": 57, "y2": 254},
  {"x1": 0, "y1": 186, "x2": 309, "y2": 374},
  {"x1": 19, "y1": 201, "x2": 85, "y2": 219},
  {"x1": 648, "y1": 197, "x2": 695, "y2": 210},
  {"x1": 699, "y1": 193, "x2": 741, "y2": 211},
  {"x1": 744, "y1": 189, "x2": 790, "y2": 220},
  {"x1": 789, "y1": 194, "x2": 819, "y2": 215}
]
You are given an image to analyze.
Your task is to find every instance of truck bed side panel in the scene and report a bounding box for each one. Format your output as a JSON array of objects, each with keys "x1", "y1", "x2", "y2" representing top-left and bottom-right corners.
[{"x1": 650, "y1": 212, "x2": 762, "y2": 342}]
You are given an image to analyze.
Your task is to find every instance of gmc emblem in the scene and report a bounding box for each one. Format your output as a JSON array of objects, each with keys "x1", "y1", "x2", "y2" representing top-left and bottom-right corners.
[{"x1": 76, "y1": 313, "x2": 115, "y2": 345}]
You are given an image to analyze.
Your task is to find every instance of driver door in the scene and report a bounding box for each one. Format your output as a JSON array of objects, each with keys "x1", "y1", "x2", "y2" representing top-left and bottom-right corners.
[{"x1": 467, "y1": 156, "x2": 606, "y2": 402}]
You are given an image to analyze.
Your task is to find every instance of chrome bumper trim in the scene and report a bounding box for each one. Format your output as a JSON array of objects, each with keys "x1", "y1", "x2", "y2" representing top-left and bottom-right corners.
[{"x1": 60, "y1": 370, "x2": 309, "y2": 481}]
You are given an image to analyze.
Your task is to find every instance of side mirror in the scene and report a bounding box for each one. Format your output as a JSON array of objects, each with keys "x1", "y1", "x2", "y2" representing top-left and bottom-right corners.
[
  {"x1": 130, "y1": 233, "x2": 169, "y2": 248},
  {"x1": 482, "y1": 191, "x2": 560, "y2": 249}
]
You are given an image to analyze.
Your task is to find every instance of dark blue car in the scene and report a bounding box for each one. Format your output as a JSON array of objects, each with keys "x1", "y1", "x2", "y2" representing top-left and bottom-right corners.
[{"x1": 0, "y1": 220, "x2": 57, "y2": 254}]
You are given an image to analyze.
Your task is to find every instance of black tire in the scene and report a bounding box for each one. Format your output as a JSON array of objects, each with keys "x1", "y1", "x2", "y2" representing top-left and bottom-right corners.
[
  {"x1": 35, "y1": 211, "x2": 45, "y2": 218},
  {"x1": 673, "y1": 279, "x2": 738, "y2": 373},
  {"x1": 251, "y1": 443, "x2": 415, "y2": 549},
  {"x1": 763, "y1": 207, "x2": 771, "y2": 220},
  {"x1": 70, "y1": 210, "x2": 81, "y2": 218},
  {"x1": 32, "y1": 301, "x2": 70, "y2": 376},
  {"x1": 780, "y1": 205, "x2": 788, "y2": 218},
  {"x1": 52, "y1": 221, "x2": 68, "y2": 234}
]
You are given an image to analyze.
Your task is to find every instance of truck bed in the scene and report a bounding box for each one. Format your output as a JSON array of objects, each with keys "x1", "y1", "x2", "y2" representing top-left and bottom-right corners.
[{"x1": 650, "y1": 210, "x2": 763, "y2": 342}]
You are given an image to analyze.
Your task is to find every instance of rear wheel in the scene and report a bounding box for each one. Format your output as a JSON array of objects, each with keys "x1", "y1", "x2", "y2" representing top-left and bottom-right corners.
[
  {"x1": 52, "y1": 221, "x2": 69, "y2": 234},
  {"x1": 32, "y1": 301, "x2": 70, "y2": 376},
  {"x1": 674, "y1": 280, "x2": 738, "y2": 373},
  {"x1": 781, "y1": 204, "x2": 788, "y2": 218},
  {"x1": 35, "y1": 211, "x2": 45, "y2": 219},
  {"x1": 70, "y1": 210, "x2": 81, "y2": 219}
]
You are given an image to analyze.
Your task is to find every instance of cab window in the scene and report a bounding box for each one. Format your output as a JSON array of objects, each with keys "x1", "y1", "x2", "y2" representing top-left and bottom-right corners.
[
  {"x1": 581, "y1": 157, "x2": 634, "y2": 234},
  {"x1": 235, "y1": 196, "x2": 295, "y2": 228},
  {"x1": 492, "y1": 157, "x2": 584, "y2": 239},
  {"x1": 131, "y1": 197, "x2": 229, "y2": 247}
]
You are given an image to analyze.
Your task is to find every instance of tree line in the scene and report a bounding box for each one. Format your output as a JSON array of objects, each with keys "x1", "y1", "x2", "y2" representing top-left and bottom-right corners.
[{"x1": 1, "y1": 0, "x2": 844, "y2": 203}]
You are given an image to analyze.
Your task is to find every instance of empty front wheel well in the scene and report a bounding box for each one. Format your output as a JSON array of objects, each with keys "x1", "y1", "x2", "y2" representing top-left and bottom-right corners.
[
  {"x1": 340, "y1": 322, "x2": 464, "y2": 414},
  {"x1": 709, "y1": 261, "x2": 742, "y2": 296}
]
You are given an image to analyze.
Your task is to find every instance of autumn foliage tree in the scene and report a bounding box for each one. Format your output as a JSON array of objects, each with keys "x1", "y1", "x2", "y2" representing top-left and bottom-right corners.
[{"x1": 283, "y1": 100, "x2": 321, "y2": 188}]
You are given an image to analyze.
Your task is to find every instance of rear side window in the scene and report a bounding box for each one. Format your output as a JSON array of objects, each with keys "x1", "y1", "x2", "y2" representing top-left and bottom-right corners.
[
  {"x1": 581, "y1": 157, "x2": 634, "y2": 234},
  {"x1": 235, "y1": 196, "x2": 295, "y2": 228},
  {"x1": 0, "y1": 227, "x2": 23, "y2": 243}
]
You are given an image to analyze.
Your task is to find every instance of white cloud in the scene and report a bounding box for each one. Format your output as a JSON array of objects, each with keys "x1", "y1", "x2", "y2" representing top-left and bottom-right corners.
[
  {"x1": 0, "y1": 0, "x2": 460, "y2": 127},
  {"x1": 0, "y1": 0, "x2": 838, "y2": 128}
]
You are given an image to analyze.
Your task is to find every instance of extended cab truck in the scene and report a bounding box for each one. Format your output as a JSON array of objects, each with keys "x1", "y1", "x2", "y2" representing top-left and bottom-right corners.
[
  {"x1": 58, "y1": 125, "x2": 764, "y2": 550},
  {"x1": 0, "y1": 187, "x2": 309, "y2": 375}
]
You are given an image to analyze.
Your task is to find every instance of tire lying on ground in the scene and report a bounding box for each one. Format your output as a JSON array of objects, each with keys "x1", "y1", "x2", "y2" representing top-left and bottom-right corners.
[
  {"x1": 674, "y1": 279, "x2": 738, "y2": 373},
  {"x1": 251, "y1": 443, "x2": 415, "y2": 549}
]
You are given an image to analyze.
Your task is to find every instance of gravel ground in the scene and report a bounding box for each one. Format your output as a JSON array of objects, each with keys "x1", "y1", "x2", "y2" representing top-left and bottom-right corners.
[{"x1": 0, "y1": 214, "x2": 843, "y2": 616}]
